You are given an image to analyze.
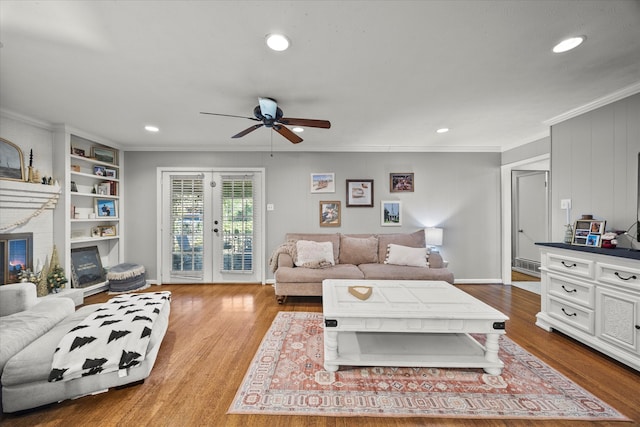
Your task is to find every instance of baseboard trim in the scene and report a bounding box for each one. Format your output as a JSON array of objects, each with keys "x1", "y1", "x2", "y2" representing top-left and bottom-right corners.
[{"x1": 454, "y1": 279, "x2": 504, "y2": 284}]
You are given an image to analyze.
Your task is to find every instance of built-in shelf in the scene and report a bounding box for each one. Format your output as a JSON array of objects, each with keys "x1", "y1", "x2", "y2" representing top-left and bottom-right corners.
[{"x1": 71, "y1": 236, "x2": 119, "y2": 244}]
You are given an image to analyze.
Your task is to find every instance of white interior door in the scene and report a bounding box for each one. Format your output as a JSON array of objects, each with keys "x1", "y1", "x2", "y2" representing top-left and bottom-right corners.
[
  {"x1": 513, "y1": 171, "x2": 548, "y2": 265},
  {"x1": 159, "y1": 168, "x2": 263, "y2": 284}
]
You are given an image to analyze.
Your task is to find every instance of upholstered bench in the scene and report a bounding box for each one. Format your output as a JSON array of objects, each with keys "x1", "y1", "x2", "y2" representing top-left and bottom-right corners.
[{"x1": 107, "y1": 263, "x2": 147, "y2": 294}]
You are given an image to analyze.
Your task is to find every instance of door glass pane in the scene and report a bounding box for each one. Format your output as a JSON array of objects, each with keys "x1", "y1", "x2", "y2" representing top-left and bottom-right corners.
[
  {"x1": 170, "y1": 177, "x2": 204, "y2": 279},
  {"x1": 221, "y1": 176, "x2": 253, "y2": 272}
]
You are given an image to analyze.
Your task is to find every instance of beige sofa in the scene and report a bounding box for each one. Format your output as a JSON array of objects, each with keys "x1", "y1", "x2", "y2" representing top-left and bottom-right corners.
[{"x1": 272, "y1": 231, "x2": 454, "y2": 303}]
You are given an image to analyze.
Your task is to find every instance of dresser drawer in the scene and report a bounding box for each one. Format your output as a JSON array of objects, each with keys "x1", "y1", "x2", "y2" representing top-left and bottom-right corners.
[
  {"x1": 548, "y1": 296, "x2": 594, "y2": 334},
  {"x1": 548, "y1": 273, "x2": 595, "y2": 308},
  {"x1": 597, "y1": 262, "x2": 640, "y2": 290},
  {"x1": 546, "y1": 253, "x2": 595, "y2": 279}
]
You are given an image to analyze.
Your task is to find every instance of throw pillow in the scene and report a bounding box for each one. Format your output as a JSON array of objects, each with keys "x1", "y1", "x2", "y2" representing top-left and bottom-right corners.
[
  {"x1": 384, "y1": 243, "x2": 428, "y2": 267},
  {"x1": 295, "y1": 240, "x2": 335, "y2": 267},
  {"x1": 338, "y1": 235, "x2": 379, "y2": 264}
]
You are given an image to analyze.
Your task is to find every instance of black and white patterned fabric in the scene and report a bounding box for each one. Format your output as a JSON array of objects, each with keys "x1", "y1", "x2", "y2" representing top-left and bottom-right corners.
[{"x1": 48, "y1": 291, "x2": 171, "y2": 382}]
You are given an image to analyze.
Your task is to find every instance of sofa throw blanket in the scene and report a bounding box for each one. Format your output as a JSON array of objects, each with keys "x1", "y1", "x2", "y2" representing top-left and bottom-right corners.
[
  {"x1": 269, "y1": 240, "x2": 297, "y2": 273},
  {"x1": 48, "y1": 291, "x2": 171, "y2": 382}
]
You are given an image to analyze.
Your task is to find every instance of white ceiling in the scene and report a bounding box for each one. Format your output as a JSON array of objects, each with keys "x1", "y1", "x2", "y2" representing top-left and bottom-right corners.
[{"x1": 1, "y1": 1, "x2": 639, "y2": 153}]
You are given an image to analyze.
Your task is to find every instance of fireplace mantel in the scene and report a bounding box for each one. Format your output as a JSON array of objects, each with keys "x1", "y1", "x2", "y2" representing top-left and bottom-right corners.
[{"x1": 0, "y1": 181, "x2": 61, "y2": 210}]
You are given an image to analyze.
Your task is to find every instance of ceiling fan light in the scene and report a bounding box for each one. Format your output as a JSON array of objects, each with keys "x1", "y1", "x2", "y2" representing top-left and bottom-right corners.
[
  {"x1": 266, "y1": 33, "x2": 290, "y2": 51},
  {"x1": 553, "y1": 36, "x2": 586, "y2": 53}
]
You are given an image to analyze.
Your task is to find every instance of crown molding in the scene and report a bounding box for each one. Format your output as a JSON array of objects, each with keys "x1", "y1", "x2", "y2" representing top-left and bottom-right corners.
[
  {"x1": 0, "y1": 108, "x2": 53, "y2": 130},
  {"x1": 544, "y1": 81, "x2": 640, "y2": 126}
]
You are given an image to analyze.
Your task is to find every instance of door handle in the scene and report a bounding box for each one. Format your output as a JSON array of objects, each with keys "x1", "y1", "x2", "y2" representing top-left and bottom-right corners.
[{"x1": 213, "y1": 228, "x2": 219, "y2": 233}]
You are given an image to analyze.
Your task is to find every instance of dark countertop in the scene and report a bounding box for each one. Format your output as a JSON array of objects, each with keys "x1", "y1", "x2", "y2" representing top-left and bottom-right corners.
[{"x1": 536, "y1": 242, "x2": 640, "y2": 261}]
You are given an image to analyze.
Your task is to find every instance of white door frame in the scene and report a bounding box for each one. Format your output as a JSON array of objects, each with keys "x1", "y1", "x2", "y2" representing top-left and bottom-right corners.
[
  {"x1": 500, "y1": 154, "x2": 549, "y2": 285},
  {"x1": 156, "y1": 167, "x2": 266, "y2": 285}
]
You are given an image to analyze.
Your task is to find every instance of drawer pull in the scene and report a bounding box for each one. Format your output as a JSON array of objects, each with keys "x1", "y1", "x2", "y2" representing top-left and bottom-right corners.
[
  {"x1": 561, "y1": 308, "x2": 577, "y2": 317},
  {"x1": 561, "y1": 285, "x2": 577, "y2": 293},
  {"x1": 614, "y1": 272, "x2": 637, "y2": 281},
  {"x1": 561, "y1": 261, "x2": 577, "y2": 268}
]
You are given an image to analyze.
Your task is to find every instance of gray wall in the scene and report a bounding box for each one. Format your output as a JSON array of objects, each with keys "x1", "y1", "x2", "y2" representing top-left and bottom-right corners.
[
  {"x1": 123, "y1": 151, "x2": 502, "y2": 283},
  {"x1": 502, "y1": 136, "x2": 550, "y2": 165},
  {"x1": 550, "y1": 92, "x2": 640, "y2": 244}
]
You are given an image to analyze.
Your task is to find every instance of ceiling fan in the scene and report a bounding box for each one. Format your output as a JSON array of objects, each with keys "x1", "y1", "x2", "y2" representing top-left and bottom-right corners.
[{"x1": 200, "y1": 97, "x2": 330, "y2": 144}]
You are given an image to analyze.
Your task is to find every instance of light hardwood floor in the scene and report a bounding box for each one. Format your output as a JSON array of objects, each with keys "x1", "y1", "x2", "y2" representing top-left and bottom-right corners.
[{"x1": 2, "y1": 283, "x2": 639, "y2": 427}]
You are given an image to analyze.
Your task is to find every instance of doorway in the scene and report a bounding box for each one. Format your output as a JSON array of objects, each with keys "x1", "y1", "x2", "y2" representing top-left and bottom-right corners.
[{"x1": 158, "y1": 168, "x2": 264, "y2": 284}]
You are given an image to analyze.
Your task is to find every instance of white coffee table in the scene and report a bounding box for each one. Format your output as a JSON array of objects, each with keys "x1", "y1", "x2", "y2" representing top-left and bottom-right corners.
[{"x1": 322, "y1": 280, "x2": 509, "y2": 375}]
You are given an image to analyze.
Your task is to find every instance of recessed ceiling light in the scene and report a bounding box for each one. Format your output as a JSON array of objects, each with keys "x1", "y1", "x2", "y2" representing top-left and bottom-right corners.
[
  {"x1": 292, "y1": 127, "x2": 304, "y2": 133},
  {"x1": 436, "y1": 128, "x2": 449, "y2": 134},
  {"x1": 145, "y1": 125, "x2": 159, "y2": 133},
  {"x1": 265, "y1": 33, "x2": 290, "y2": 51},
  {"x1": 553, "y1": 36, "x2": 586, "y2": 53}
]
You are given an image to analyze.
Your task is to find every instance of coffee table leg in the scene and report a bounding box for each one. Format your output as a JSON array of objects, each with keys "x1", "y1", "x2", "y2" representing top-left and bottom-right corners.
[
  {"x1": 324, "y1": 330, "x2": 339, "y2": 372},
  {"x1": 483, "y1": 333, "x2": 502, "y2": 375}
]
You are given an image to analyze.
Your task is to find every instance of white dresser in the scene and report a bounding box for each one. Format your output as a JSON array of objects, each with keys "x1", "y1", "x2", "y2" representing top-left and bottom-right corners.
[{"x1": 536, "y1": 243, "x2": 640, "y2": 371}]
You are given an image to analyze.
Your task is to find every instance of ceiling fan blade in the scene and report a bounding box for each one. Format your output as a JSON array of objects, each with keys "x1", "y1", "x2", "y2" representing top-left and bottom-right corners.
[
  {"x1": 274, "y1": 125, "x2": 303, "y2": 144},
  {"x1": 279, "y1": 117, "x2": 331, "y2": 129},
  {"x1": 200, "y1": 112, "x2": 260, "y2": 121},
  {"x1": 232, "y1": 124, "x2": 264, "y2": 138}
]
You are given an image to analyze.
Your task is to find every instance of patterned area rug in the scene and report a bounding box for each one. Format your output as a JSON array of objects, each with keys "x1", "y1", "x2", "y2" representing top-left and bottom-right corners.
[{"x1": 229, "y1": 312, "x2": 629, "y2": 420}]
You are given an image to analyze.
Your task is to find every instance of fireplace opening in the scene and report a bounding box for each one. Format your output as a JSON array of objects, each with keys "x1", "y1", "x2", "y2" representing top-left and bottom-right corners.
[{"x1": 0, "y1": 232, "x2": 33, "y2": 284}]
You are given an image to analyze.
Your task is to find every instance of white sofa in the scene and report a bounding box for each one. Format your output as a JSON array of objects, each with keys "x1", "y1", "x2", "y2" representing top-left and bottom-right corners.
[{"x1": 0, "y1": 282, "x2": 170, "y2": 413}]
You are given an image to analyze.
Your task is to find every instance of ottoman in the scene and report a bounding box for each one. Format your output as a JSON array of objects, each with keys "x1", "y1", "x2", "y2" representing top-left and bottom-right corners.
[{"x1": 107, "y1": 263, "x2": 148, "y2": 294}]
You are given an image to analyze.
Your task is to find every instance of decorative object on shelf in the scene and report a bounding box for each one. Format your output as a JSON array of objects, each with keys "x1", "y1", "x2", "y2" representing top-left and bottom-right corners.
[
  {"x1": 390, "y1": 173, "x2": 414, "y2": 192},
  {"x1": 0, "y1": 137, "x2": 25, "y2": 182},
  {"x1": 319, "y1": 201, "x2": 340, "y2": 227},
  {"x1": 564, "y1": 224, "x2": 574, "y2": 244},
  {"x1": 601, "y1": 232, "x2": 618, "y2": 249},
  {"x1": 93, "y1": 166, "x2": 106, "y2": 176},
  {"x1": 71, "y1": 147, "x2": 85, "y2": 157},
  {"x1": 105, "y1": 168, "x2": 117, "y2": 178},
  {"x1": 70, "y1": 181, "x2": 78, "y2": 192},
  {"x1": 90, "y1": 146, "x2": 117, "y2": 164},
  {"x1": 18, "y1": 268, "x2": 37, "y2": 283},
  {"x1": 346, "y1": 179, "x2": 374, "y2": 207},
  {"x1": 381, "y1": 200, "x2": 401, "y2": 226},
  {"x1": 70, "y1": 245, "x2": 105, "y2": 288},
  {"x1": 95, "y1": 198, "x2": 117, "y2": 217},
  {"x1": 99, "y1": 225, "x2": 116, "y2": 236},
  {"x1": 571, "y1": 219, "x2": 605, "y2": 247}
]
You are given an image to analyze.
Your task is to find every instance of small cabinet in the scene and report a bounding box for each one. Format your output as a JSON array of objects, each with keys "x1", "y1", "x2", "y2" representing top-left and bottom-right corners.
[{"x1": 536, "y1": 243, "x2": 640, "y2": 371}]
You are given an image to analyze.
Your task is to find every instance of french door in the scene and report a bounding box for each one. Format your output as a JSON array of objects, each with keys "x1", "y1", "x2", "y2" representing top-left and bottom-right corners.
[{"x1": 159, "y1": 168, "x2": 264, "y2": 284}]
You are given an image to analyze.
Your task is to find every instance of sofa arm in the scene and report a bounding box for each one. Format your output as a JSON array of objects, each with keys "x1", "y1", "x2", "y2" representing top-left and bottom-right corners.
[
  {"x1": 0, "y1": 282, "x2": 38, "y2": 317},
  {"x1": 428, "y1": 252, "x2": 444, "y2": 269},
  {"x1": 277, "y1": 253, "x2": 295, "y2": 268}
]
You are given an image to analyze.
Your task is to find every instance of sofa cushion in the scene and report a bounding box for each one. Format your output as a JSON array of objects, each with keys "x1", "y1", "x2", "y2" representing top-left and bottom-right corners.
[
  {"x1": 358, "y1": 263, "x2": 455, "y2": 283},
  {"x1": 0, "y1": 297, "x2": 75, "y2": 375},
  {"x1": 295, "y1": 240, "x2": 335, "y2": 267},
  {"x1": 1, "y1": 304, "x2": 102, "y2": 386},
  {"x1": 339, "y1": 235, "x2": 378, "y2": 265},
  {"x1": 384, "y1": 243, "x2": 428, "y2": 267},
  {"x1": 286, "y1": 233, "x2": 340, "y2": 262},
  {"x1": 377, "y1": 230, "x2": 426, "y2": 262},
  {"x1": 275, "y1": 264, "x2": 364, "y2": 283}
]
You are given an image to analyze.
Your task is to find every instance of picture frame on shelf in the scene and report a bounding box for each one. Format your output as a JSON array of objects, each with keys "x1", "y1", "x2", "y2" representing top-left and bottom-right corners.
[
  {"x1": 93, "y1": 166, "x2": 106, "y2": 176},
  {"x1": 105, "y1": 168, "x2": 117, "y2": 178},
  {"x1": 390, "y1": 173, "x2": 414, "y2": 192},
  {"x1": 70, "y1": 246, "x2": 105, "y2": 288},
  {"x1": 346, "y1": 179, "x2": 374, "y2": 207},
  {"x1": 71, "y1": 147, "x2": 86, "y2": 157},
  {"x1": 99, "y1": 225, "x2": 117, "y2": 237},
  {"x1": 571, "y1": 219, "x2": 606, "y2": 247},
  {"x1": 0, "y1": 138, "x2": 25, "y2": 182},
  {"x1": 310, "y1": 173, "x2": 335, "y2": 193},
  {"x1": 70, "y1": 181, "x2": 78, "y2": 192},
  {"x1": 319, "y1": 201, "x2": 341, "y2": 227},
  {"x1": 381, "y1": 200, "x2": 402, "y2": 226},
  {"x1": 97, "y1": 183, "x2": 110, "y2": 195},
  {"x1": 95, "y1": 198, "x2": 117, "y2": 217},
  {"x1": 91, "y1": 146, "x2": 117, "y2": 164}
]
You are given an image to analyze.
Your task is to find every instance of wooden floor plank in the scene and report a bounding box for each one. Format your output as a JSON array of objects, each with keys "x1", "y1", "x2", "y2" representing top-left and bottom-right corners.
[{"x1": 2, "y1": 283, "x2": 638, "y2": 426}]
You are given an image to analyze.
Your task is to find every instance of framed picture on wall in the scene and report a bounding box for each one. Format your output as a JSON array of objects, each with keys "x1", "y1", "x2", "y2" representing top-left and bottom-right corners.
[
  {"x1": 381, "y1": 200, "x2": 402, "y2": 226},
  {"x1": 310, "y1": 173, "x2": 335, "y2": 193},
  {"x1": 390, "y1": 173, "x2": 414, "y2": 192},
  {"x1": 572, "y1": 219, "x2": 605, "y2": 247},
  {"x1": 346, "y1": 179, "x2": 374, "y2": 207},
  {"x1": 0, "y1": 138, "x2": 25, "y2": 182},
  {"x1": 319, "y1": 201, "x2": 341, "y2": 227}
]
